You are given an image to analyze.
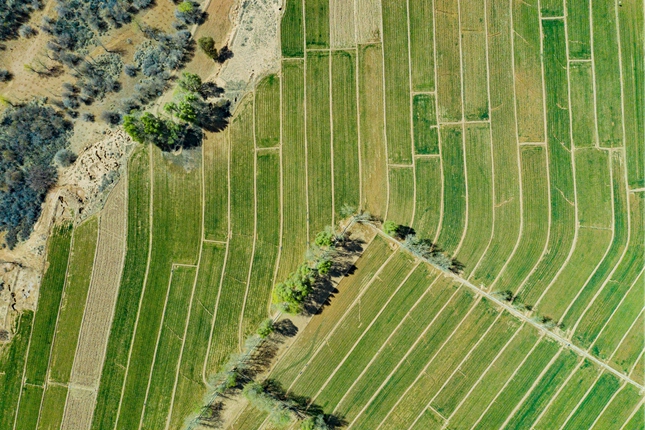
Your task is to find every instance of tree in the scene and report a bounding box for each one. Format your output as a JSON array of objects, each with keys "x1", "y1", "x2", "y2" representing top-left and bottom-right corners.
[
  {"x1": 177, "y1": 72, "x2": 202, "y2": 93},
  {"x1": 175, "y1": 1, "x2": 203, "y2": 25},
  {"x1": 314, "y1": 230, "x2": 333, "y2": 247},
  {"x1": 198, "y1": 36, "x2": 218, "y2": 59},
  {"x1": 257, "y1": 319, "x2": 274, "y2": 338},
  {"x1": 54, "y1": 148, "x2": 77, "y2": 167},
  {"x1": 301, "y1": 415, "x2": 331, "y2": 430},
  {"x1": 383, "y1": 220, "x2": 399, "y2": 236}
]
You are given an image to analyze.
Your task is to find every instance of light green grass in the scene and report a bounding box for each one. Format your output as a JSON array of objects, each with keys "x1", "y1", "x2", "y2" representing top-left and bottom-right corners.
[
  {"x1": 575, "y1": 148, "x2": 613, "y2": 228},
  {"x1": 517, "y1": 20, "x2": 576, "y2": 306},
  {"x1": 379, "y1": 301, "x2": 502, "y2": 429},
  {"x1": 592, "y1": 0, "x2": 623, "y2": 147},
  {"x1": 456, "y1": 123, "x2": 493, "y2": 276},
  {"x1": 168, "y1": 242, "x2": 226, "y2": 429},
  {"x1": 624, "y1": 408, "x2": 645, "y2": 430},
  {"x1": 434, "y1": 0, "x2": 462, "y2": 122},
  {"x1": 540, "y1": 0, "x2": 564, "y2": 16},
  {"x1": 569, "y1": 63, "x2": 597, "y2": 148},
  {"x1": 289, "y1": 254, "x2": 420, "y2": 397},
  {"x1": 314, "y1": 265, "x2": 439, "y2": 410},
  {"x1": 203, "y1": 130, "x2": 228, "y2": 241},
  {"x1": 561, "y1": 152, "x2": 628, "y2": 327},
  {"x1": 566, "y1": 0, "x2": 591, "y2": 59},
  {"x1": 92, "y1": 146, "x2": 151, "y2": 430},
  {"x1": 448, "y1": 326, "x2": 540, "y2": 429},
  {"x1": 502, "y1": 349, "x2": 580, "y2": 430},
  {"x1": 206, "y1": 236, "x2": 253, "y2": 374},
  {"x1": 412, "y1": 94, "x2": 439, "y2": 155},
  {"x1": 618, "y1": 0, "x2": 645, "y2": 188},
  {"x1": 469, "y1": 0, "x2": 521, "y2": 287},
  {"x1": 279, "y1": 59, "x2": 308, "y2": 279},
  {"x1": 408, "y1": 0, "x2": 434, "y2": 91},
  {"x1": 493, "y1": 146, "x2": 549, "y2": 294},
  {"x1": 141, "y1": 266, "x2": 197, "y2": 429},
  {"x1": 460, "y1": 0, "x2": 489, "y2": 121},
  {"x1": 116, "y1": 146, "x2": 202, "y2": 430},
  {"x1": 36, "y1": 384, "x2": 67, "y2": 430},
  {"x1": 15, "y1": 384, "x2": 43, "y2": 430},
  {"x1": 331, "y1": 50, "x2": 360, "y2": 217},
  {"x1": 473, "y1": 340, "x2": 561, "y2": 429},
  {"x1": 270, "y1": 235, "x2": 393, "y2": 384},
  {"x1": 410, "y1": 408, "x2": 444, "y2": 430},
  {"x1": 387, "y1": 167, "x2": 415, "y2": 227},
  {"x1": 412, "y1": 157, "x2": 442, "y2": 239},
  {"x1": 606, "y1": 310, "x2": 644, "y2": 374},
  {"x1": 23, "y1": 224, "x2": 72, "y2": 387},
  {"x1": 306, "y1": 50, "x2": 333, "y2": 238},
  {"x1": 512, "y1": 0, "x2": 544, "y2": 141},
  {"x1": 358, "y1": 44, "x2": 387, "y2": 217},
  {"x1": 533, "y1": 360, "x2": 600, "y2": 430},
  {"x1": 304, "y1": 0, "x2": 329, "y2": 49},
  {"x1": 575, "y1": 192, "x2": 644, "y2": 349},
  {"x1": 562, "y1": 372, "x2": 621, "y2": 430},
  {"x1": 49, "y1": 217, "x2": 98, "y2": 383},
  {"x1": 255, "y1": 74, "x2": 280, "y2": 148},
  {"x1": 382, "y1": 0, "x2": 413, "y2": 164},
  {"x1": 340, "y1": 286, "x2": 475, "y2": 423},
  {"x1": 230, "y1": 96, "x2": 255, "y2": 237},
  {"x1": 591, "y1": 384, "x2": 643, "y2": 430},
  {"x1": 281, "y1": 0, "x2": 304, "y2": 57},
  {"x1": 0, "y1": 311, "x2": 33, "y2": 429},
  {"x1": 436, "y1": 124, "x2": 466, "y2": 254},
  {"x1": 240, "y1": 152, "x2": 280, "y2": 338},
  {"x1": 431, "y1": 312, "x2": 522, "y2": 417}
]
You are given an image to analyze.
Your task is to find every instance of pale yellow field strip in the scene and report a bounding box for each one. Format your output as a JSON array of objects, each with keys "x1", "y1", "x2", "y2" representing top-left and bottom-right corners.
[
  {"x1": 377, "y1": 0, "x2": 390, "y2": 221},
  {"x1": 302, "y1": 0, "x2": 311, "y2": 245},
  {"x1": 62, "y1": 178, "x2": 127, "y2": 429},
  {"x1": 330, "y1": 0, "x2": 356, "y2": 48},
  {"x1": 406, "y1": 0, "x2": 417, "y2": 228},
  {"x1": 355, "y1": 0, "x2": 382, "y2": 44}
]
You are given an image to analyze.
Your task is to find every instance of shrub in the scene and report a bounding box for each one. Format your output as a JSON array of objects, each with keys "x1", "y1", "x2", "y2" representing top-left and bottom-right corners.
[
  {"x1": 383, "y1": 220, "x2": 399, "y2": 236},
  {"x1": 257, "y1": 319, "x2": 274, "y2": 338},
  {"x1": 177, "y1": 72, "x2": 202, "y2": 93},
  {"x1": 198, "y1": 36, "x2": 218, "y2": 59},
  {"x1": 18, "y1": 25, "x2": 36, "y2": 38},
  {"x1": 100, "y1": 110, "x2": 121, "y2": 125},
  {"x1": 124, "y1": 64, "x2": 138, "y2": 77},
  {"x1": 54, "y1": 148, "x2": 77, "y2": 167},
  {"x1": 314, "y1": 230, "x2": 333, "y2": 248},
  {"x1": 0, "y1": 69, "x2": 12, "y2": 82},
  {"x1": 0, "y1": 100, "x2": 71, "y2": 247},
  {"x1": 81, "y1": 112, "x2": 94, "y2": 122},
  {"x1": 175, "y1": 1, "x2": 203, "y2": 25},
  {"x1": 0, "y1": 1, "x2": 41, "y2": 41}
]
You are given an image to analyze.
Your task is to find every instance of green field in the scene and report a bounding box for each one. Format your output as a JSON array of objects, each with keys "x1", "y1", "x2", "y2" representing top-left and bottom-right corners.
[{"x1": 7, "y1": 0, "x2": 644, "y2": 428}]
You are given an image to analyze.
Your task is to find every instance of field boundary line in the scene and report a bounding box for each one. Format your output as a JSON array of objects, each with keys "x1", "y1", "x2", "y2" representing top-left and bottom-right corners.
[
  {"x1": 332, "y1": 275, "x2": 461, "y2": 415},
  {"x1": 306, "y1": 260, "x2": 423, "y2": 404},
  {"x1": 587, "y1": 382, "x2": 628, "y2": 430},
  {"x1": 587, "y1": 0, "x2": 601, "y2": 147},
  {"x1": 405, "y1": 0, "x2": 417, "y2": 228},
  {"x1": 33, "y1": 225, "x2": 77, "y2": 429},
  {"x1": 452, "y1": 0, "x2": 469, "y2": 257},
  {"x1": 114, "y1": 146, "x2": 155, "y2": 429},
  {"x1": 442, "y1": 322, "x2": 527, "y2": 426},
  {"x1": 518, "y1": 141, "x2": 547, "y2": 146},
  {"x1": 630, "y1": 187, "x2": 645, "y2": 193},
  {"x1": 431, "y1": 0, "x2": 444, "y2": 245},
  {"x1": 439, "y1": 120, "x2": 490, "y2": 125},
  {"x1": 556, "y1": 369, "x2": 606, "y2": 430},
  {"x1": 618, "y1": 397, "x2": 645, "y2": 430},
  {"x1": 468, "y1": 337, "x2": 550, "y2": 429},
  {"x1": 613, "y1": 0, "x2": 628, "y2": 150},
  {"x1": 372, "y1": 227, "x2": 644, "y2": 389},
  {"x1": 166, "y1": 110, "x2": 210, "y2": 427},
  {"x1": 558, "y1": 155, "x2": 617, "y2": 322},
  {"x1": 354, "y1": 41, "x2": 363, "y2": 210},
  {"x1": 285, "y1": 248, "x2": 400, "y2": 393},
  {"x1": 238, "y1": 91, "x2": 259, "y2": 349},
  {"x1": 499, "y1": 347, "x2": 566, "y2": 429},
  {"x1": 302, "y1": 0, "x2": 311, "y2": 244},
  {"x1": 509, "y1": 0, "x2": 554, "y2": 297},
  {"x1": 377, "y1": 0, "x2": 390, "y2": 220},
  {"x1": 532, "y1": 1, "x2": 584, "y2": 311},
  {"x1": 203, "y1": 125, "x2": 232, "y2": 386},
  {"x1": 400, "y1": 310, "x2": 506, "y2": 430},
  {"x1": 347, "y1": 295, "x2": 484, "y2": 429},
  {"x1": 571, "y1": 148, "x2": 633, "y2": 335},
  {"x1": 328, "y1": 22, "x2": 336, "y2": 225},
  {"x1": 138, "y1": 266, "x2": 176, "y2": 429},
  {"x1": 465, "y1": 0, "x2": 496, "y2": 279}
]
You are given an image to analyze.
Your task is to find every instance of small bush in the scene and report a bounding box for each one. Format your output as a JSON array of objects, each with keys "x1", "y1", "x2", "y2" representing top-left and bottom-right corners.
[
  {"x1": 198, "y1": 36, "x2": 218, "y2": 59},
  {"x1": 81, "y1": 112, "x2": 94, "y2": 122},
  {"x1": 124, "y1": 64, "x2": 138, "y2": 77},
  {"x1": 18, "y1": 25, "x2": 36, "y2": 38},
  {"x1": 383, "y1": 220, "x2": 399, "y2": 236},
  {"x1": 54, "y1": 148, "x2": 77, "y2": 167},
  {"x1": 100, "y1": 110, "x2": 121, "y2": 125},
  {"x1": 257, "y1": 319, "x2": 274, "y2": 338},
  {"x1": 0, "y1": 69, "x2": 12, "y2": 82}
]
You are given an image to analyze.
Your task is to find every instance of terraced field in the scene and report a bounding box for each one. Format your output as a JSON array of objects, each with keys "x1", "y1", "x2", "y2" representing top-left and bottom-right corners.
[{"x1": 2, "y1": 0, "x2": 643, "y2": 428}]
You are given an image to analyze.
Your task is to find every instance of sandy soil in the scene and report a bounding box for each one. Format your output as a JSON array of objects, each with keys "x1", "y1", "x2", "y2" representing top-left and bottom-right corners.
[{"x1": 60, "y1": 386, "x2": 96, "y2": 430}]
